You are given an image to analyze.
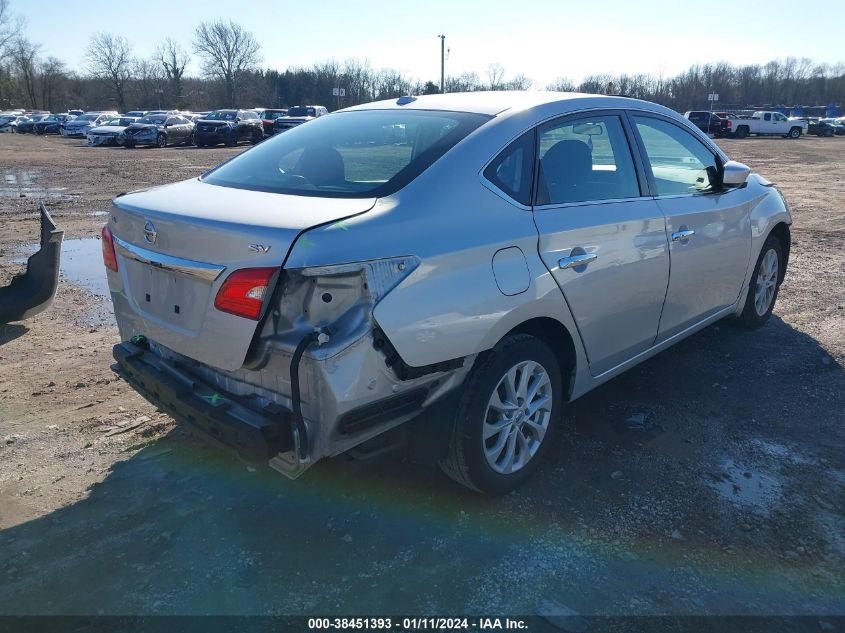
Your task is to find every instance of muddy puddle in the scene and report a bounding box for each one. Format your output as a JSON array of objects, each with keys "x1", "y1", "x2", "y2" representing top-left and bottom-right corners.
[
  {"x1": 710, "y1": 458, "x2": 783, "y2": 516},
  {"x1": 1, "y1": 169, "x2": 80, "y2": 201}
]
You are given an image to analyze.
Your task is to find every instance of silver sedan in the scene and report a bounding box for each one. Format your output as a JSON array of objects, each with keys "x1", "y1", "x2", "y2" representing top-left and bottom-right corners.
[{"x1": 103, "y1": 92, "x2": 791, "y2": 493}]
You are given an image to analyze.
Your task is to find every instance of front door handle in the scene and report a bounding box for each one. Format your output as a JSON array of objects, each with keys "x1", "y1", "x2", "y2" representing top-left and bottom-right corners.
[
  {"x1": 671, "y1": 229, "x2": 696, "y2": 242},
  {"x1": 559, "y1": 252, "x2": 598, "y2": 269}
]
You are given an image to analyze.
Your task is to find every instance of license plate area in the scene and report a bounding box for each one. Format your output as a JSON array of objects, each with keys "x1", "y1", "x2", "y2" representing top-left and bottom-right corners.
[{"x1": 124, "y1": 260, "x2": 210, "y2": 333}]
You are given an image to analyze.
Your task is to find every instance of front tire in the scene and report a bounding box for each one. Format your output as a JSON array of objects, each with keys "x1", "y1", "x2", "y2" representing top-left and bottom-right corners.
[
  {"x1": 788, "y1": 127, "x2": 802, "y2": 139},
  {"x1": 156, "y1": 133, "x2": 167, "y2": 148},
  {"x1": 738, "y1": 234, "x2": 783, "y2": 328},
  {"x1": 440, "y1": 334, "x2": 563, "y2": 494}
]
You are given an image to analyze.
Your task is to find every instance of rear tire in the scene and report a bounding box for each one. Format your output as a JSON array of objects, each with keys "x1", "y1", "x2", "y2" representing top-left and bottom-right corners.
[
  {"x1": 439, "y1": 334, "x2": 563, "y2": 495},
  {"x1": 737, "y1": 234, "x2": 783, "y2": 329},
  {"x1": 735, "y1": 126, "x2": 748, "y2": 139}
]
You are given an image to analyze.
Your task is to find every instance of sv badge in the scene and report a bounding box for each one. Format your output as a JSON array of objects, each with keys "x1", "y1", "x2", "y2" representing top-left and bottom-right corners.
[{"x1": 248, "y1": 244, "x2": 271, "y2": 254}]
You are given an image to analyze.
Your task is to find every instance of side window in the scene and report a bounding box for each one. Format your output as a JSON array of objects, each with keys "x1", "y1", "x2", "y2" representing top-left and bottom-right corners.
[
  {"x1": 483, "y1": 131, "x2": 535, "y2": 206},
  {"x1": 633, "y1": 116, "x2": 719, "y2": 196},
  {"x1": 536, "y1": 115, "x2": 640, "y2": 205},
  {"x1": 165, "y1": 117, "x2": 179, "y2": 126},
  {"x1": 764, "y1": 113, "x2": 772, "y2": 121}
]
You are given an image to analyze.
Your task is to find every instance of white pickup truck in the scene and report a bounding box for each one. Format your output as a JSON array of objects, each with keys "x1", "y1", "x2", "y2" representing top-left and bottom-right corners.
[{"x1": 731, "y1": 111, "x2": 807, "y2": 139}]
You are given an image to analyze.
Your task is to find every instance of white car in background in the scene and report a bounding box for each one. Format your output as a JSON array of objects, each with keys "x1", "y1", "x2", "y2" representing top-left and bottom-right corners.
[
  {"x1": 86, "y1": 116, "x2": 140, "y2": 146},
  {"x1": 63, "y1": 112, "x2": 118, "y2": 138},
  {"x1": 731, "y1": 111, "x2": 807, "y2": 138}
]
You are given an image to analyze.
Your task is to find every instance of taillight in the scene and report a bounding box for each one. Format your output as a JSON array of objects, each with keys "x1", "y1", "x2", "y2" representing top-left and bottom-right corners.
[
  {"x1": 214, "y1": 267, "x2": 277, "y2": 320},
  {"x1": 726, "y1": 120, "x2": 732, "y2": 128},
  {"x1": 101, "y1": 224, "x2": 118, "y2": 272}
]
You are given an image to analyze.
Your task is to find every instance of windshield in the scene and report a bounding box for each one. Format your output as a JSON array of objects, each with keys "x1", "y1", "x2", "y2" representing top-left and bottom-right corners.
[
  {"x1": 78, "y1": 114, "x2": 98, "y2": 122},
  {"x1": 205, "y1": 111, "x2": 237, "y2": 121},
  {"x1": 202, "y1": 110, "x2": 490, "y2": 198},
  {"x1": 287, "y1": 107, "x2": 316, "y2": 117},
  {"x1": 138, "y1": 115, "x2": 166, "y2": 125},
  {"x1": 43, "y1": 116, "x2": 59, "y2": 122}
]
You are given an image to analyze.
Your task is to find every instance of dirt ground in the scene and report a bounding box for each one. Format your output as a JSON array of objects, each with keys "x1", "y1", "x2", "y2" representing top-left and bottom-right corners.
[{"x1": 0, "y1": 132, "x2": 843, "y2": 622}]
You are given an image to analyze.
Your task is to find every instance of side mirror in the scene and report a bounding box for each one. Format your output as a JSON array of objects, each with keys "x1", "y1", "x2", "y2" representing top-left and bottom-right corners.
[{"x1": 722, "y1": 160, "x2": 751, "y2": 186}]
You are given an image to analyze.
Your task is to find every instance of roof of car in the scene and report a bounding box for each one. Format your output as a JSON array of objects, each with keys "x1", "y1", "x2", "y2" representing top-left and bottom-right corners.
[{"x1": 340, "y1": 90, "x2": 663, "y2": 117}]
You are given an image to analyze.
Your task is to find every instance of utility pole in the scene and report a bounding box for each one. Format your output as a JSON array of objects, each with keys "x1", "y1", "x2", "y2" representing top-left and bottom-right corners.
[{"x1": 438, "y1": 34, "x2": 445, "y2": 93}]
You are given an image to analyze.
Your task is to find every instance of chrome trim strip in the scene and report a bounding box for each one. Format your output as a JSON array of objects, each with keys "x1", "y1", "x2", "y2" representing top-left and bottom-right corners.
[{"x1": 112, "y1": 235, "x2": 226, "y2": 282}]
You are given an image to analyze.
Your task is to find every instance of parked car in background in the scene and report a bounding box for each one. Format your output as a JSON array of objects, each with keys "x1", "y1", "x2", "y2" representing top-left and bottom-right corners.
[
  {"x1": 684, "y1": 111, "x2": 731, "y2": 137},
  {"x1": 119, "y1": 114, "x2": 195, "y2": 148},
  {"x1": 34, "y1": 113, "x2": 73, "y2": 135},
  {"x1": 124, "y1": 111, "x2": 148, "y2": 118},
  {"x1": 86, "y1": 116, "x2": 140, "y2": 146},
  {"x1": 15, "y1": 113, "x2": 51, "y2": 134},
  {"x1": 273, "y1": 105, "x2": 328, "y2": 133},
  {"x1": 63, "y1": 112, "x2": 118, "y2": 138},
  {"x1": 819, "y1": 118, "x2": 845, "y2": 135},
  {"x1": 731, "y1": 111, "x2": 806, "y2": 138},
  {"x1": 68, "y1": 109, "x2": 84, "y2": 117},
  {"x1": 105, "y1": 92, "x2": 792, "y2": 494},
  {"x1": 0, "y1": 115, "x2": 28, "y2": 133},
  {"x1": 194, "y1": 109, "x2": 263, "y2": 146},
  {"x1": 790, "y1": 117, "x2": 835, "y2": 137},
  {"x1": 259, "y1": 108, "x2": 288, "y2": 135}
]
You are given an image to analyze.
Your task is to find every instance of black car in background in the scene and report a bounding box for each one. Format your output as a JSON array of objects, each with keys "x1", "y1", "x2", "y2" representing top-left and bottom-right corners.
[
  {"x1": 194, "y1": 110, "x2": 263, "y2": 147},
  {"x1": 684, "y1": 111, "x2": 731, "y2": 137},
  {"x1": 15, "y1": 114, "x2": 50, "y2": 133},
  {"x1": 804, "y1": 118, "x2": 836, "y2": 137},
  {"x1": 34, "y1": 113, "x2": 73, "y2": 134}
]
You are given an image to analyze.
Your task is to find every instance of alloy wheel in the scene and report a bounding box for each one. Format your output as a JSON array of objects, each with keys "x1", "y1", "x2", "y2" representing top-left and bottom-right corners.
[
  {"x1": 754, "y1": 248, "x2": 779, "y2": 316},
  {"x1": 483, "y1": 360, "x2": 553, "y2": 475}
]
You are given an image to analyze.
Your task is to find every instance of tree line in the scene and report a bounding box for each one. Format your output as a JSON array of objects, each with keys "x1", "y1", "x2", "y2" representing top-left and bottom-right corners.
[{"x1": 1, "y1": 0, "x2": 844, "y2": 114}]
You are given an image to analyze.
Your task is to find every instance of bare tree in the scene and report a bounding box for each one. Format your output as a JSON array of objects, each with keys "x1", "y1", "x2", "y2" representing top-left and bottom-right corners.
[
  {"x1": 156, "y1": 37, "x2": 189, "y2": 105},
  {"x1": 547, "y1": 77, "x2": 577, "y2": 92},
  {"x1": 0, "y1": 0, "x2": 22, "y2": 55},
  {"x1": 86, "y1": 33, "x2": 134, "y2": 112},
  {"x1": 10, "y1": 36, "x2": 39, "y2": 108},
  {"x1": 504, "y1": 73, "x2": 532, "y2": 91},
  {"x1": 193, "y1": 20, "x2": 261, "y2": 107},
  {"x1": 486, "y1": 63, "x2": 505, "y2": 90},
  {"x1": 39, "y1": 56, "x2": 65, "y2": 111}
]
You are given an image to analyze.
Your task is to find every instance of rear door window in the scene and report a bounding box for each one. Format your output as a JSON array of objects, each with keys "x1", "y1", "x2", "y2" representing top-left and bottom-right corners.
[{"x1": 536, "y1": 114, "x2": 641, "y2": 205}]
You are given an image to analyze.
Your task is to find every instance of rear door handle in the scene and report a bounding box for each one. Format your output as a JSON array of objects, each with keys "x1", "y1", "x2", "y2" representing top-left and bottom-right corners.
[
  {"x1": 559, "y1": 252, "x2": 598, "y2": 269},
  {"x1": 671, "y1": 229, "x2": 696, "y2": 242}
]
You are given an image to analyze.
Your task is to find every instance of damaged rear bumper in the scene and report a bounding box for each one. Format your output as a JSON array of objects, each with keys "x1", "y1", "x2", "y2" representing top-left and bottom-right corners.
[
  {"x1": 113, "y1": 341, "x2": 297, "y2": 464},
  {"x1": 0, "y1": 203, "x2": 63, "y2": 323}
]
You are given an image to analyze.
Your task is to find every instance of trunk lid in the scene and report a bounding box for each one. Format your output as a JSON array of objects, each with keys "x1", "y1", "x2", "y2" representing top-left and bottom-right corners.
[{"x1": 108, "y1": 177, "x2": 374, "y2": 371}]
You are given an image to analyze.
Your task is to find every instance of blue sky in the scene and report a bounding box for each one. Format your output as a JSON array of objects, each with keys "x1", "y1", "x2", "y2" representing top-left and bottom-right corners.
[{"x1": 16, "y1": 0, "x2": 845, "y2": 87}]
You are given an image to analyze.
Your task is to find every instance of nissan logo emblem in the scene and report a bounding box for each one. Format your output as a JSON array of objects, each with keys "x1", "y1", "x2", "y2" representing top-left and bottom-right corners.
[{"x1": 143, "y1": 220, "x2": 157, "y2": 244}]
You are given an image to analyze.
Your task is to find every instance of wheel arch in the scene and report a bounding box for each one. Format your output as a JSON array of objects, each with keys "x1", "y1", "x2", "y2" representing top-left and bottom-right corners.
[
  {"x1": 767, "y1": 221, "x2": 791, "y2": 284},
  {"x1": 502, "y1": 316, "x2": 578, "y2": 401}
]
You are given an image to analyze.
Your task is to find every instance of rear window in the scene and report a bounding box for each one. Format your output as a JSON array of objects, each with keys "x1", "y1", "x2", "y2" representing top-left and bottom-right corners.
[
  {"x1": 288, "y1": 106, "x2": 316, "y2": 117},
  {"x1": 202, "y1": 110, "x2": 490, "y2": 198}
]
